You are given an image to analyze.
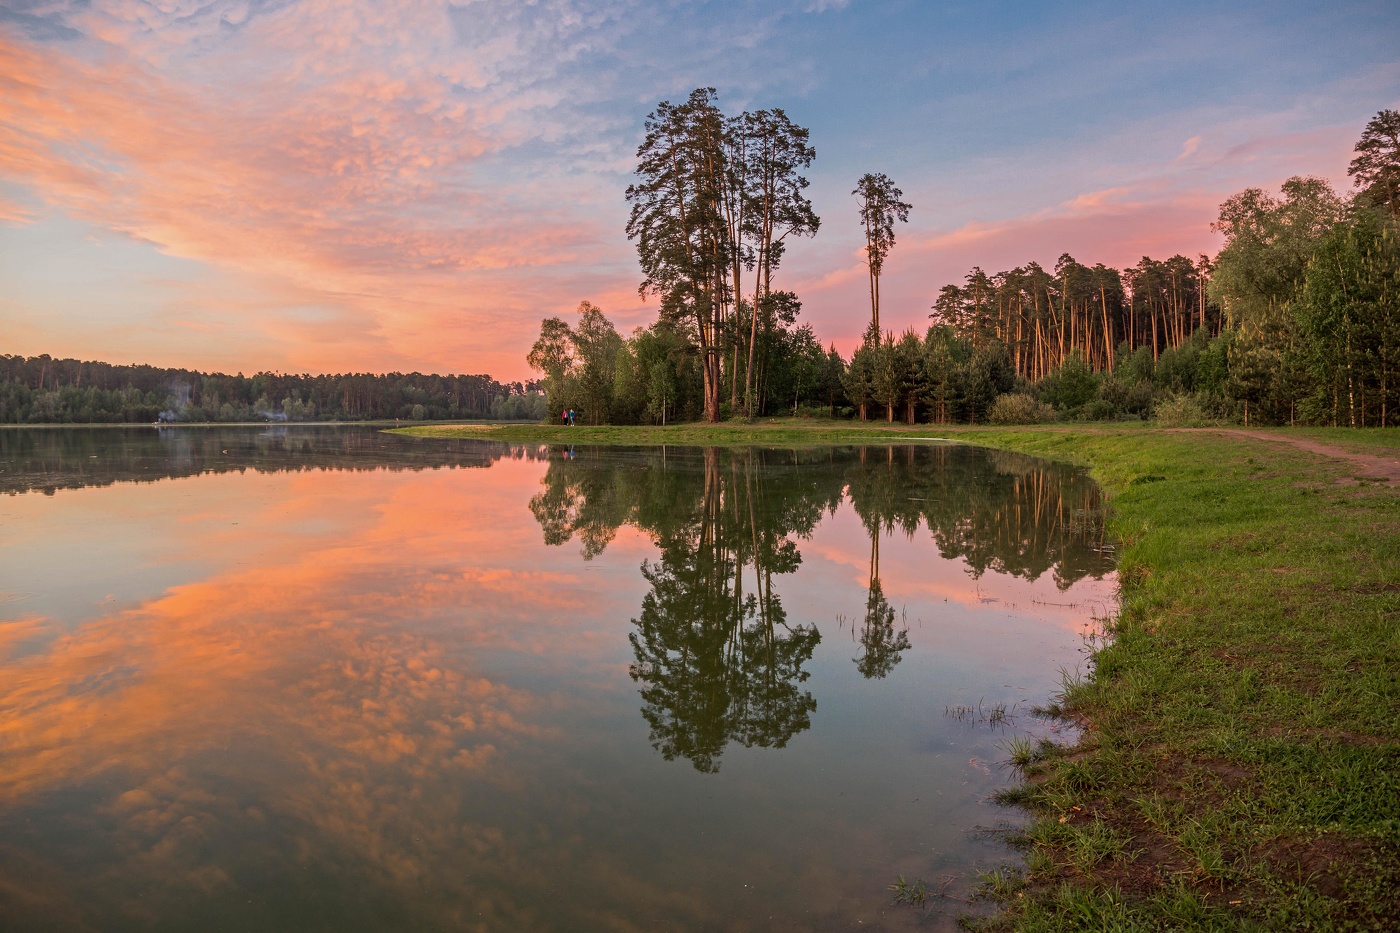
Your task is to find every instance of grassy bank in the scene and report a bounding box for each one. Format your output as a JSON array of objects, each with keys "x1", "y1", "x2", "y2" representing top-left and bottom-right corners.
[{"x1": 394, "y1": 421, "x2": 1399, "y2": 930}]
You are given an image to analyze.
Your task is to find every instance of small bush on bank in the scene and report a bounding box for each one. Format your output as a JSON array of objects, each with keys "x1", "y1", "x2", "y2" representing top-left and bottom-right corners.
[
  {"x1": 1079, "y1": 399, "x2": 1122, "y2": 422},
  {"x1": 989, "y1": 393, "x2": 1057, "y2": 425},
  {"x1": 1154, "y1": 393, "x2": 1210, "y2": 427},
  {"x1": 1098, "y1": 374, "x2": 1155, "y2": 419},
  {"x1": 1035, "y1": 352, "x2": 1098, "y2": 410}
]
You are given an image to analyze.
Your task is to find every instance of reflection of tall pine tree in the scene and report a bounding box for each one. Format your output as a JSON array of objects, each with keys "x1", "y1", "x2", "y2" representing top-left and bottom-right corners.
[
  {"x1": 627, "y1": 448, "x2": 820, "y2": 772},
  {"x1": 854, "y1": 531, "x2": 911, "y2": 680},
  {"x1": 842, "y1": 448, "x2": 912, "y2": 678}
]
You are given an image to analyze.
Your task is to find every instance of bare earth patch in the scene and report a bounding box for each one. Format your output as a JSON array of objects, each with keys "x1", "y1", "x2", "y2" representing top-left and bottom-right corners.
[{"x1": 1201, "y1": 429, "x2": 1400, "y2": 484}]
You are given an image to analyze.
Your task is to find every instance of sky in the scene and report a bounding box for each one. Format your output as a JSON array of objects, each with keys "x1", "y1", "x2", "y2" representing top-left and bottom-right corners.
[{"x1": 2, "y1": 0, "x2": 1398, "y2": 381}]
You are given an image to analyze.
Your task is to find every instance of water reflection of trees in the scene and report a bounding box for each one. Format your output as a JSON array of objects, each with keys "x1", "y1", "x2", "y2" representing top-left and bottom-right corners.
[
  {"x1": 530, "y1": 443, "x2": 1113, "y2": 771},
  {"x1": 0, "y1": 426, "x2": 542, "y2": 495},
  {"x1": 628, "y1": 449, "x2": 824, "y2": 772}
]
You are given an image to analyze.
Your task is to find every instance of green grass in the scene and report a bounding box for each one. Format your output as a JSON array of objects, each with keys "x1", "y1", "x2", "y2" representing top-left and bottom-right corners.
[
  {"x1": 889, "y1": 874, "x2": 933, "y2": 907},
  {"x1": 1275, "y1": 426, "x2": 1400, "y2": 453},
  {"x1": 390, "y1": 417, "x2": 1150, "y2": 448},
  {"x1": 394, "y1": 419, "x2": 1400, "y2": 930}
]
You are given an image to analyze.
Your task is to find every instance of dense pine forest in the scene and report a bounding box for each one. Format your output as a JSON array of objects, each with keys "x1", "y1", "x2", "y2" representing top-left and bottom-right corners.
[
  {"x1": 0, "y1": 355, "x2": 547, "y2": 424},
  {"x1": 532, "y1": 104, "x2": 1399, "y2": 428}
]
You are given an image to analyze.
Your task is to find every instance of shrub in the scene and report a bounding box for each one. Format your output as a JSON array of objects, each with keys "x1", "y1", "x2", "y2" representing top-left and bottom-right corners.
[
  {"x1": 989, "y1": 392, "x2": 1057, "y2": 425},
  {"x1": 1037, "y1": 352, "x2": 1099, "y2": 410},
  {"x1": 1080, "y1": 399, "x2": 1121, "y2": 421},
  {"x1": 1099, "y1": 373, "x2": 1154, "y2": 418},
  {"x1": 1154, "y1": 393, "x2": 1210, "y2": 427}
]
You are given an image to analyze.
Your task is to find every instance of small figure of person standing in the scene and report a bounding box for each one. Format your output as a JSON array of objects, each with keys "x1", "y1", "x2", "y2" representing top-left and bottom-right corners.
[
  {"x1": 567, "y1": 408, "x2": 576, "y2": 426},
  {"x1": 561, "y1": 409, "x2": 568, "y2": 427}
]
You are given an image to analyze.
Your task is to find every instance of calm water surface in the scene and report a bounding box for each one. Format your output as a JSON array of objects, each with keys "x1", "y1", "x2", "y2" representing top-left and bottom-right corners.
[{"x1": 0, "y1": 427, "x2": 1114, "y2": 931}]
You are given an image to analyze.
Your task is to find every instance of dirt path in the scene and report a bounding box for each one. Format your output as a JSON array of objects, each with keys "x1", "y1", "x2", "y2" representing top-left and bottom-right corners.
[{"x1": 1204, "y1": 429, "x2": 1400, "y2": 484}]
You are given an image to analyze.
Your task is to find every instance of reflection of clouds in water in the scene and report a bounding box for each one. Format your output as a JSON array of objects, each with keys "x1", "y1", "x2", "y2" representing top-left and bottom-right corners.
[
  {"x1": 0, "y1": 467, "x2": 634, "y2": 926},
  {"x1": 0, "y1": 565, "x2": 541, "y2": 801},
  {"x1": 0, "y1": 581, "x2": 540, "y2": 917},
  {"x1": 0, "y1": 615, "x2": 48, "y2": 662}
]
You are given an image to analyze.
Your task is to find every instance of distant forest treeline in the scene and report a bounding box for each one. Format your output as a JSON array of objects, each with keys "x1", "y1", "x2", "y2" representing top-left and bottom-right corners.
[
  {"x1": 0, "y1": 354, "x2": 548, "y2": 424},
  {"x1": 532, "y1": 103, "x2": 1399, "y2": 428}
]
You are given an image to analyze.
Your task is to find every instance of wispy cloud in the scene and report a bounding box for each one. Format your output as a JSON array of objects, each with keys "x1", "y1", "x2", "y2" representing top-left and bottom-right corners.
[
  {"x1": 1176, "y1": 135, "x2": 1202, "y2": 162},
  {"x1": 0, "y1": 1, "x2": 651, "y2": 373}
]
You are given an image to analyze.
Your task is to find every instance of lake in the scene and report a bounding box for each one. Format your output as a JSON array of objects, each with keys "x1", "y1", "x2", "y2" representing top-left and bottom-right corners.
[{"x1": 0, "y1": 426, "x2": 1114, "y2": 931}]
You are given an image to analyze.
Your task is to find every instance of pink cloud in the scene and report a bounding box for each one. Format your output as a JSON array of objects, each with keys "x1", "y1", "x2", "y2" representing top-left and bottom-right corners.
[
  {"x1": 0, "y1": 10, "x2": 636, "y2": 378},
  {"x1": 1175, "y1": 135, "x2": 1203, "y2": 162}
]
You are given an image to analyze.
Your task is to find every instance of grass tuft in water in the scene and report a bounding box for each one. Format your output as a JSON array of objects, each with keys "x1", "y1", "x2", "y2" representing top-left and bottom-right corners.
[{"x1": 889, "y1": 874, "x2": 931, "y2": 907}]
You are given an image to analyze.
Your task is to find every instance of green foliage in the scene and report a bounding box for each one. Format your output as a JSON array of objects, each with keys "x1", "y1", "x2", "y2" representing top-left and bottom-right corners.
[
  {"x1": 1096, "y1": 374, "x2": 1154, "y2": 419},
  {"x1": 1036, "y1": 351, "x2": 1098, "y2": 412},
  {"x1": 626, "y1": 89, "x2": 821, "y2": 422},
  {"x1": 958, "y1": 342, "x2": 1016, "y2": 424},
  {"x1": 1151, "y1": 328, "x2": 1210, "y2": 393},
  {"x1": 1114, "y1": 344, "x2": 1155, "y2": 386},
  {"x1": 572, "y1": 302, "x2": 624, "y2": 425},
  {"x1": 1210, "y1": 176, "x2": 1348, "y2": 327},
  {"x1": 559, "y1": 114, "x2": 1400, "y2": 430},
  {"x1": 0, "y1": 354, "x2": 535, "y2": 423},
  {"x1": 1194, "y1": 330, "x2": 1233, "y2": 398},
  {"x1": 853, "y1": 172, "x2": 911, "y2": 332},
  {"x1": 841, "y1": 340, "x2": 877, "y2": 420},
  {"x1": 869, "y1": 333, "x2": 902, "y2": 422},
  {"x1": 528, "y1": 301, "x2": 624, "y2": 424},
  {"x1": 1348, "y1": 108, "x2": 1400, "y2": 217},
  {"x1": 989, "y1": 393, "x2": 1056, "y2": 425},
  {"x1": 888, "y1": 875, "x2": 931, "y2": 907},
  {"x1": 1294, "y1": 205, "x2": 1400, "y2": 427},
  {"x1": 1152, "y1": 393, "x2": 1209, "y2": 427},
  {"x1": 817, "y1": 344, "x2": 847, "y2": 417},
  {"x1": 962, "y1": 426, "x2": 1400, "y2": 931}
]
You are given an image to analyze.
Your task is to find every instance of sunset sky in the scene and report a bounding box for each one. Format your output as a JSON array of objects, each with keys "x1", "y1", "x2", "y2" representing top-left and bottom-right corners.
[{"x1": 2, "y1": 0, "x2": 1397, "y2": 381}]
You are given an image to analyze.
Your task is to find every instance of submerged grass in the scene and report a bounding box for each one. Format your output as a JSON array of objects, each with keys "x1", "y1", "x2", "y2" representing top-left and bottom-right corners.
[{"x1": 394, "y1": 419, "x2": 1400, "y2": 930}]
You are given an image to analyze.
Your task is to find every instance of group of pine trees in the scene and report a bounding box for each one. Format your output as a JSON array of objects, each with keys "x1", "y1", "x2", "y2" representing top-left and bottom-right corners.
[
  {"x1": 534, "y1": 88, "x2": 908, "y2": 425},
  {"x1": 529, "y1": 104, "x2": 1398, "y2": 428},
  {"x1": 623, "y1": 88, "x2": 823, "y2": 422}
]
